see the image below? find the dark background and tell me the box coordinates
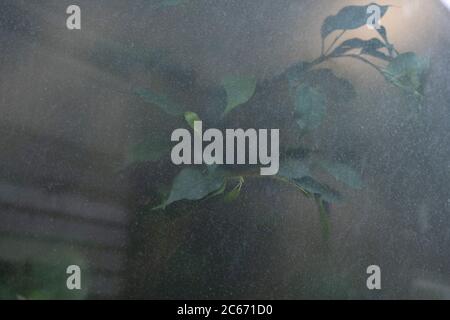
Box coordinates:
[0,0,450,299]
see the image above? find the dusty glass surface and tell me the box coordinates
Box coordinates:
[0,0,449,299]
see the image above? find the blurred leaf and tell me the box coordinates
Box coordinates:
[126,133,170,165]
[331,38,384,56]
[301,69,356,105]
[224,187,241,203]
[224,177,244,203]
[279,158,311,180]
[360,39,391,61]
[321,4,390,39]
[207,181,227,199]
[383,52,429,96]
[90,40,169,76]
[292,177,342,203]
[330,38,390,61]
[376,25,388,42]
[184,111,201,130]
[222,75,257,116]
[286,61,313,86]
[294,85,327,131]
[0,253,88,300]
[164,168,225,206]
[362,48,391,61]
[376,25,395,56]
[135,88,185,116]
[320,160,363,189]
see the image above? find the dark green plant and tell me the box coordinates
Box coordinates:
[0,254,88,300]
[127,3,428,238]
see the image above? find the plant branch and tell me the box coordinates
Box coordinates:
[225,172,310,197]
[334,54,385,76]
[324,30,346,56]
[321,38,325,56]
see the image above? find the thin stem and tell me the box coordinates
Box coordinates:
[287,51,383,86]
[321,38,325,56]
[226,173,310,197]
[335,54,385,76]
[324,30,346,56]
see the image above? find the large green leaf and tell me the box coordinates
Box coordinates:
[164,168,225,206]
[222,75,257,116]
[293,69,355,106]
[286,61,312,86]
[294,85,327,131]
[292,177,342,203]
[330,38,390,61]
[320,160,363,189]
[135,88,185,116]
[383,52,429,96]
[321,4,390,39]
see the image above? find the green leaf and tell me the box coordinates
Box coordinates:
[376,25,395,56]
[224,187,241,203]
[330,38,390,61]
[184,112,201,130]
[320,160,363,189]
[294,85,327,131]
[278,158,311,180]
[376,25,388,43]
[135,88,185,116]
[222,75,257,116]
[286,61,312,86]
[164,168,225,206]
[321,4,390,39]
[362,47,391,62]
[292,177,342,203]
[205,180,227,200]
[383,52,429,96]
[360,38,390,61]
[297,69,356,106]
[224,177,244,203]
[126,134,170,165]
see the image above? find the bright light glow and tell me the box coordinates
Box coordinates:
[441,0,450,11]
